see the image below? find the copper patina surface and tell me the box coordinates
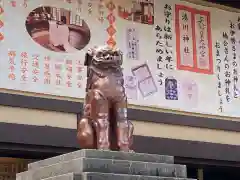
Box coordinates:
[77,46,134,152]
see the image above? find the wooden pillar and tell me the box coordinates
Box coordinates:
[197,168,204,180]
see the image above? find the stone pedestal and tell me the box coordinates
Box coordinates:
[16,149,196,180]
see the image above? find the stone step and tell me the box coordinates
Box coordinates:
[17,158,186,180]
[42,172,196,180]
[28,149,174,170]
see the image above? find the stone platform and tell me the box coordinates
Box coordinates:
[16,149,196,180]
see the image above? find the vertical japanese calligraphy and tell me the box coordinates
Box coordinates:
[176,5,194,69]
[215,41,224,112]
[229,20,239,98]
[126,27,139,60]
[8,50,16,81]
[44,56,51,85]
[163,4,174,70]
[65,59,73,88]
[222,32,231,103]
[155,3,175,96]
[76,59,83,89]
[175,5,213,74]
[155,25,164,87]
[32,54,40,83]
[55,59,64,86]
[106,1,116,48]
[20,52,28,82]
[194,11,213,72]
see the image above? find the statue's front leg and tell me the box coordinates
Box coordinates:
[115,97,134,152]
[91,90,110,150]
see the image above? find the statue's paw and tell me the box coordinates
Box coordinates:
[98,146,110,151]
[99,149,110,151]
[119,149,135,153]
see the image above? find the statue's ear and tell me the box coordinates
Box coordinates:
[84,53,92,66]
[84,48,95,66]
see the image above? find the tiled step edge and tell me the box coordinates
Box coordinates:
[18,158,186,180]
[29,149,174,170]
[42,172,196,180]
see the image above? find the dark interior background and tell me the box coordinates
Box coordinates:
[206,0,240,9]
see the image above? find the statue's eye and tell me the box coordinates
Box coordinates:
[97,52,103,57]
[113,52,118,56]
[103,52,108,57]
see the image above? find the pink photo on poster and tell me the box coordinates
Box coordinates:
[181,79,198,107]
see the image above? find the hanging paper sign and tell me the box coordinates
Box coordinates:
[126,27,139,60]
[132,63,157,98]
[124,75,138,100]
[181,79,198,107]
[165,77,178,100]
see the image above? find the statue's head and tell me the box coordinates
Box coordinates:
[84,45,123,69]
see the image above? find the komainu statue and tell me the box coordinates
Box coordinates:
[77,45,134,152]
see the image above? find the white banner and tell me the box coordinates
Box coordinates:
[0,0,240,117]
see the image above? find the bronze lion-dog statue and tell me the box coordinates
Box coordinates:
[77,45,134,152]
